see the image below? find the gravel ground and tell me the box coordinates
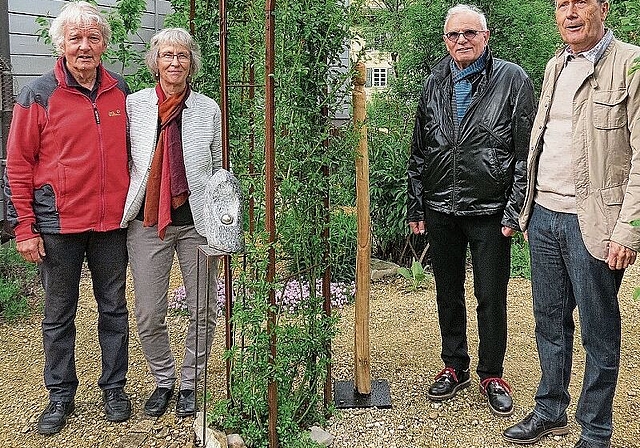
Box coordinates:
[1,262,640,447]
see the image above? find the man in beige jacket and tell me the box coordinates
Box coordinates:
[503,1,640,448]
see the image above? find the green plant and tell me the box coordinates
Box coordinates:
[366,94,413,263]
[397,259,429,291]
[0,242,39,321]
[510,232,531,279]
[163,0,354,445]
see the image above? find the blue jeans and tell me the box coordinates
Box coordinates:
[528,204,622,444]
[40,230,129,402]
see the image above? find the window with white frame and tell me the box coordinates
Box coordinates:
[366,67,393,88]
[368,67,387,87]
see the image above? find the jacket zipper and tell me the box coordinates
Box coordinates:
[93,99,106,229]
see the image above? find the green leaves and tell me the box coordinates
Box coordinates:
[166,0,353,445]
[397,259,429,291]
[0,242,38,321]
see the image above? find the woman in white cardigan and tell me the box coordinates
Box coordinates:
[121,27,222,418]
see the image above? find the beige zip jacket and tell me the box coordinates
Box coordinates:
[520,38,640,260]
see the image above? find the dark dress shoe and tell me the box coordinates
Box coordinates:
[503,411,569,444]
[103,388,132,422]
[37,400,75,435]
[144,387,174,417]
[480,377,514,416]
[176,389,196,417]
[575,439,611,448]
[427,367,471,401]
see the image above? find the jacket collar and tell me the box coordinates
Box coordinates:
[53,57,117,92]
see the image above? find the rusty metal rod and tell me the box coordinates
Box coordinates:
[218,0,235,403]
[264,0,278,445]
[321,100,332,409]
[189,0,195,35]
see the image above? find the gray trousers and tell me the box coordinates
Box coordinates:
[41,230,129,401]
[127,220,218,390]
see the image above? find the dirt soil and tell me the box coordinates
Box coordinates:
[1,262,640,448]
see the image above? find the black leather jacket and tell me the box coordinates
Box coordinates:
[407,49,536,230]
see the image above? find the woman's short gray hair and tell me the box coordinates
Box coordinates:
[145,28,202,78]
[49,1,111,56]
[444,4,488,32]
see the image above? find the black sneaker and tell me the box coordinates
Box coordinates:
[103,388,131,422]
[175,389,196,418]
[427,367,471,401]
[37,400,75,435]
[480,377,514,416]
[144,386,174,417]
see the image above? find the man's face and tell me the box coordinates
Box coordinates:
[556,0,609,53]
[62,24,107,76]
[443,11,489,69]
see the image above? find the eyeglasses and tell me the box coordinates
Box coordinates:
[444,29,487,42]
[158,52,191,63]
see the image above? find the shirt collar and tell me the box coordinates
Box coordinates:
[62,58,102,93]
[563,28,613,65]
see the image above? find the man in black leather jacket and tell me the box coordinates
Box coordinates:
[406,4,535,417]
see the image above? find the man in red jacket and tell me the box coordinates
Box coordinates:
[4,1,131,435]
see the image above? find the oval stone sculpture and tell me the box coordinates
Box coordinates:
[203,168,244,253]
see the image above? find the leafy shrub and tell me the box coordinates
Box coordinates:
[510,232,531,279]
[328,209,358,282]
[367,95,413,264]
[279,207,357,283]
[0,242,39,321]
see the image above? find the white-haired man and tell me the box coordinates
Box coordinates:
[4,1,131,434]
[407,3,536,416]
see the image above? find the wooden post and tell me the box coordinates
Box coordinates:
[353,61,371,395]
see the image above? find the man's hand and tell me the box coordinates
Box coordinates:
[502,226,517,237]
[606,241,637,270]
[16,236,46,264]
[409,221,425,235]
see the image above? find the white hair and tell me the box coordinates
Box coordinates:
[49,1,111,56]
[145,28,202,77]
[444,4,488,32]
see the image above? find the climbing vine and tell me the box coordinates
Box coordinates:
[165,1,356,446]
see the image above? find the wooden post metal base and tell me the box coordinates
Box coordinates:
[333,379,392,409]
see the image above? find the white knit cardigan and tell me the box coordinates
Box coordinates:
[120,87,222,237]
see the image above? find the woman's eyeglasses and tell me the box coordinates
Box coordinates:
[158,52,191,63]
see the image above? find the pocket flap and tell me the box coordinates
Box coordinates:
[601,185,624,206]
